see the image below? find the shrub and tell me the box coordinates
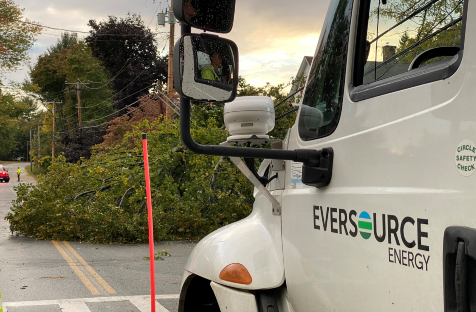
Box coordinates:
[6,118,254,243]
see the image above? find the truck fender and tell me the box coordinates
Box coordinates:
[184,193,285,290]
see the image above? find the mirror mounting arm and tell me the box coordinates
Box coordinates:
[179,97,322,167]
[178,25,333,188]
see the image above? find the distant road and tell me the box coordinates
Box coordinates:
[0,162,195,312]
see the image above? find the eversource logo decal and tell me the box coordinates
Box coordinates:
[358,211,372,239]
[313,206,430,271]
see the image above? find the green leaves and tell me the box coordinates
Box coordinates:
[30,40,114,124]
[0,90,38,160]
[0,0,42,74]
[85,14,168,112]
[6,76,298,243]
[6,118,253,243]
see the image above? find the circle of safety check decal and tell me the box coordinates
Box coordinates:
[455,139,476,177]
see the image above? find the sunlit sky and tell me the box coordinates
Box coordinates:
[3,0,331,89]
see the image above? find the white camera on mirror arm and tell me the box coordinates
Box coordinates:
[224,96,275,144]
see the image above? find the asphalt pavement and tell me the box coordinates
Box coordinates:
[0,162,196,312]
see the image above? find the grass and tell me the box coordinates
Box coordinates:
[25,165,44,180]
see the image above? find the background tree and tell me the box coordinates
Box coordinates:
[0,0,41,77]
[28,33,79,100]
[0,90,43,160]
[29,35,114,161]
[7,118,254,243]
[0,91,25,159]
[13,93,44,161]
[100,93,169,149]
[85,14,168,112]
[58,127,107,163]
[47,32,79,54]
[6,76,303,241]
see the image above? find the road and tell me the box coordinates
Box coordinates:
[0,162,195,312]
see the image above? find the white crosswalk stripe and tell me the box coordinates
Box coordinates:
[3,294,180,312]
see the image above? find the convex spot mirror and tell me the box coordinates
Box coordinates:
[174,34,239,103]
[174,0,236,33]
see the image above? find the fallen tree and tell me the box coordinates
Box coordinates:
[6,118,254,243]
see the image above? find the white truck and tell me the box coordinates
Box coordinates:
[172,0,473,311]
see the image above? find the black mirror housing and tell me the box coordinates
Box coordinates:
[173,33,239,103]
[174,0,236,33]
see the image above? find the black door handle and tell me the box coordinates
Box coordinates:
[455,241,468,312]
[443,227,476,312]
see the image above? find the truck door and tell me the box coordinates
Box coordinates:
[282,0,472,310]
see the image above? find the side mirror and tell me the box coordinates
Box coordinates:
[174,0,236,33]
[298,105,323,139]
[173,34,239,103]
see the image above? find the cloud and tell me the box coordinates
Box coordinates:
[5,0,331,88]
[219,0,329,86]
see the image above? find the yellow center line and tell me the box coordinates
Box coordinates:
[62,241,117,295]
[51,241,100,295]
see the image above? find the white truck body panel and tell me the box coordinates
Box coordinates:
[210,282,259,312]
[281,0,476,311]
[180,0,475,310]
[183,192,285,290]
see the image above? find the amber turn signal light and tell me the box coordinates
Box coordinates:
[219,263,252,285]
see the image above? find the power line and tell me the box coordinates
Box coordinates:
[78,36,169,41]
[148,4,162,28]
[78,68,153,119]
[74,83,155,122]
[38,31,168,40]
[82,92,177,125]
[0,15,166,36]
[82,97,144,125]
[61,73,151,121]
[80,58,133,90]
[60,75,154,122]
[61,84,177,132]
[60,67,151,122]
[78,28,170,95]
[68,94,165,132]
[155,88,180,110]
[81,84,153,110]
[28,28,172,131]
[35,27,169,120]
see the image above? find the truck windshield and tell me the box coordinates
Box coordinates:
[299,0,353,141]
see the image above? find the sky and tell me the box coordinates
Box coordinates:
[3,0,331,89]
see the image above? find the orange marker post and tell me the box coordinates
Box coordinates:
[142,133,156,312]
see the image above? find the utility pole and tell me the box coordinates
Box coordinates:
[166,0,175,120]
[30,128,32,171]
[45,101,61,160]
[52,101,55,159]
[38,122,42,159]
[26,141,29,164]
[65,80,89,128]
[77,81,81,127]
